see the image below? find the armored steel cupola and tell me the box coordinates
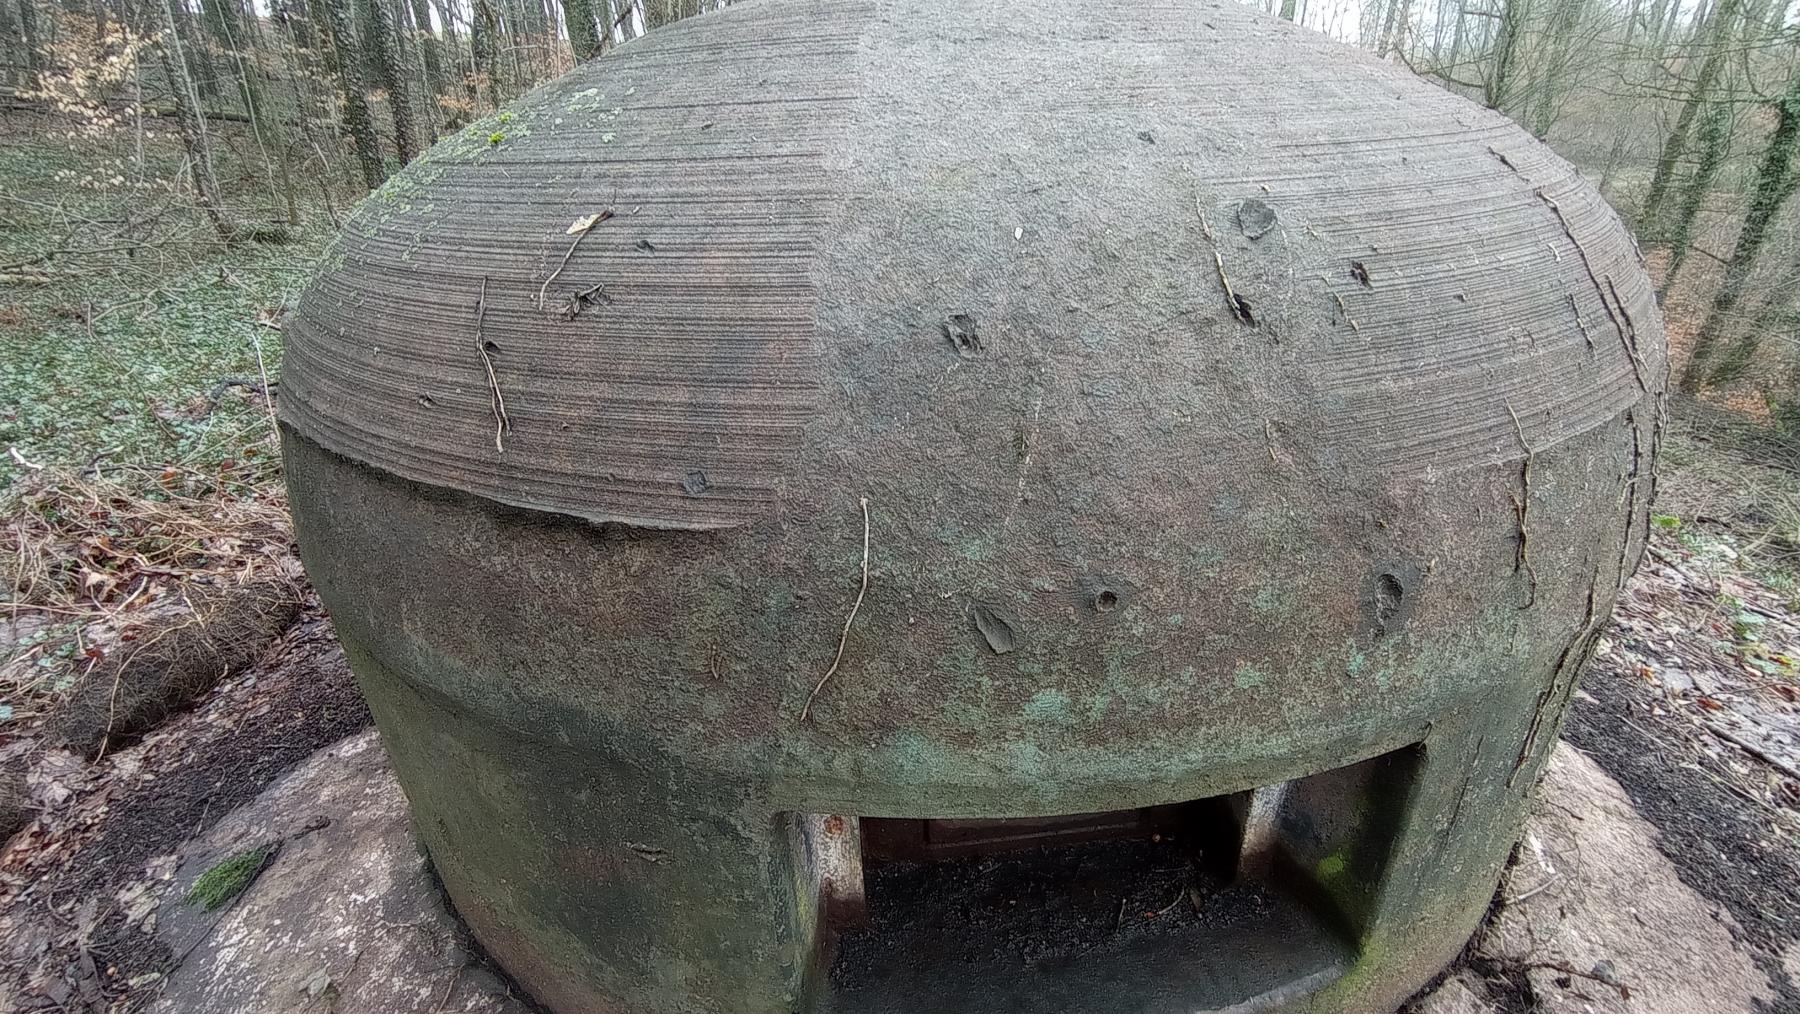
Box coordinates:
[280,1,1667,1010]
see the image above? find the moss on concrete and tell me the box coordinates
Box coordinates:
[185,843,277,911]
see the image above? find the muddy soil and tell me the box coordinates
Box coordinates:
[0,611,369,1010]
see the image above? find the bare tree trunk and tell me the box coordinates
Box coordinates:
[408,0,443,96]
[492,0,521,92]
[593,0,612,48]
[430,0,478,111]
[1683,69,1800,389]
[1447,4,1468,66]
[318,0,387,188]
[1657,0,1684,51]
[1645,0,1671,50]
[471,0,500,103]
[173,0,225,99]
[276,0,347,223]
[1484,0,1528,111]
[16,0,45,89]
[361,0,417,163]
[1638,0,1741,236]
[158,0,237,241]
[1687,0,1715,38]
[0,1,20,88]
[1717,282,1800,386]
[0,7,14,88]
[1376,0,1406,57]
[200,0,237,63]
[564,0,600,57]
[280,0,318,47]
[1528,0,1585,138]
[1359,0,1385,47]
[211,0,300,226]
[1661,100,1731,289]
[401,0,444,137]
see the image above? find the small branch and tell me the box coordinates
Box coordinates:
[1196,201,1254,325]
[1645,545,1708,589]
[433,966,462,1014]
[1504,873,1561,906]
[203,377,268,407]
[1506,402,1539,608]
[1604,274,1652,393]
[537,208,613,312]
[1535,188,1635,361]
[800,496,873,723]
[1686,243,1733,268]
[1394,47,1487,90]
[1567,291,1594,349]
[557,280,613,322]
[1705,724,1800,784]
[474,277,510,453]
[0,244,148,272]
[1516,959,1631,1001]
[1329,288,1361,333]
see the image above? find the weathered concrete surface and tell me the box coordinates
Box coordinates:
[282,0,1667,1006]
[1410,975,1488,1014]
[146,730,529,1014]
[141,732,1772,1014]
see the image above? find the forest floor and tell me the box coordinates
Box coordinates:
[0,107,325,734]
[2,107,1799,1010]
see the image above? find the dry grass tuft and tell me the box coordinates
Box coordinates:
[46,577,303,757]
[2,466,296,724]
[3,467,291,611]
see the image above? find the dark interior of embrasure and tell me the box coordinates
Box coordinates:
[813,745,1423,1014]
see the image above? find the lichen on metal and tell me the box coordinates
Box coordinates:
[279,1,1667,1011]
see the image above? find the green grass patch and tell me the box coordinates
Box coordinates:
[0,117,333,490]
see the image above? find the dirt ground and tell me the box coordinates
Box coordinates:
[0,609,369,1009]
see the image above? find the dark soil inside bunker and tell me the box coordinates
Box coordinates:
[1566,651,1800,1013]
[823,830,1350,1014]
[831,835,1239,980]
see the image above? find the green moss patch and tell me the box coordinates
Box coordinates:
[185,843,278,911]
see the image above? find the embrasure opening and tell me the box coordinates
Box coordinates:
[794,744,1423,1013]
